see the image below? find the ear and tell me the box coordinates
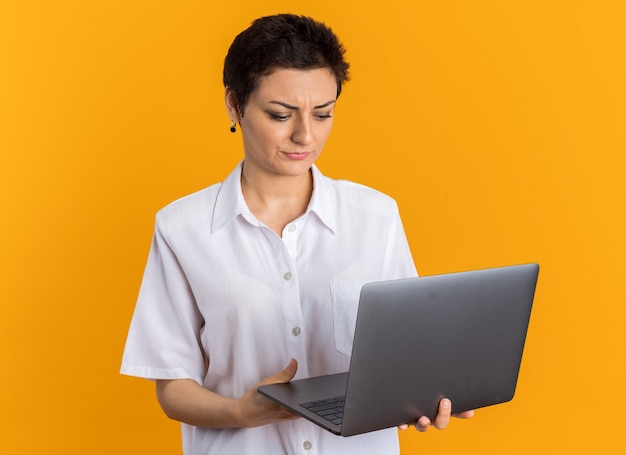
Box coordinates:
[224,88,241,122]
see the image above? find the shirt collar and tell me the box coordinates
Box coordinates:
[211,161,337,234]
[210,162,249,234]
[308,163,337,234]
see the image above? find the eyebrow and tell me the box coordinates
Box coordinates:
[268,100,336,110]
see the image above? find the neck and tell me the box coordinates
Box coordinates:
[241,165,313,201]
[241,163,313,235]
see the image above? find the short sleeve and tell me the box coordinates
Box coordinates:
[120,214,206,384]
[383,202,418,279]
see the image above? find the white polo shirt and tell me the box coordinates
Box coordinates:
[121,162,417,455]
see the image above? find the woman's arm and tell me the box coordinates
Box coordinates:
[156,359,299,428]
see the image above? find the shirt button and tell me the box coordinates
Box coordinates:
[283,272,293,281]
[287,224,297,232]
[292,327,301,336]
[303,440,312,450]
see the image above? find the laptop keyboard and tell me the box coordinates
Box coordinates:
[300,396,346,427]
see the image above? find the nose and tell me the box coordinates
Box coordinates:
[291,116,313,146]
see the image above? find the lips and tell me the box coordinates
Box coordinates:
[285,152,311,160]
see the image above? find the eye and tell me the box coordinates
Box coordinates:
[314,112,333,121]
[268,112,291,121]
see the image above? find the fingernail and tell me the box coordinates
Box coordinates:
[442,399,451,409]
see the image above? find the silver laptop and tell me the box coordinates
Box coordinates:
[258,263,539,437]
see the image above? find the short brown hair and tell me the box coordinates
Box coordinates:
[223,14,350,112]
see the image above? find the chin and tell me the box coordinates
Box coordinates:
[278,161,315,178]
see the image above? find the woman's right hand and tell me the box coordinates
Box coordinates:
[234,358,300,428]
[156,359,300,429]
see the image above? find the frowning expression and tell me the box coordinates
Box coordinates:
[228,68,338,179]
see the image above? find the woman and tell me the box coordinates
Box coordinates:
[121,14,472,454]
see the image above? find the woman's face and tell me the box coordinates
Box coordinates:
[230,68,337,180]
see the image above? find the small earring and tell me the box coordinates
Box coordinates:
[230,121,237,133]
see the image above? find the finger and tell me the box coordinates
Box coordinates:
[415,416,431,432]
[432,398,452,430]
[453,409,475,419]
[259,359,298,386]
[277,358,298,382]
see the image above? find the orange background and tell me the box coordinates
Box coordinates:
[1,1,625,453]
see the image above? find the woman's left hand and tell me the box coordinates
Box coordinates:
[398,398,475,432]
